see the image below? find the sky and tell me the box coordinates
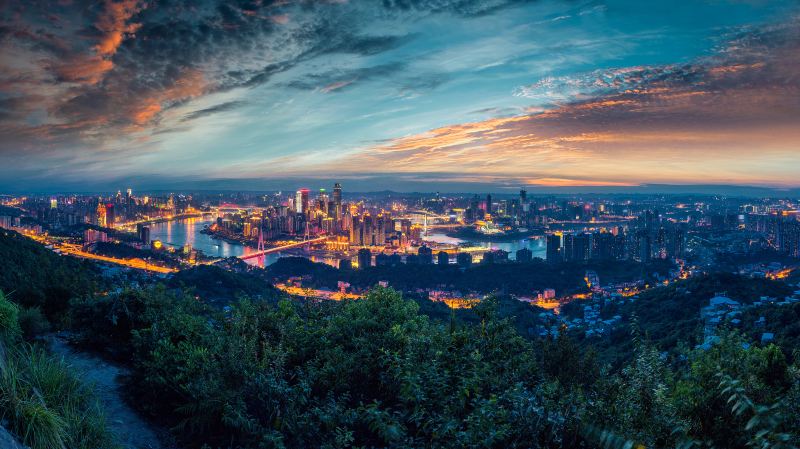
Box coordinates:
[1,0,799,193]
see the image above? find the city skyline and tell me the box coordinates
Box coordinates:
[2,0,800,192]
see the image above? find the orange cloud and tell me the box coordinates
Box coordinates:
[53,55,115,84]
[128,69,206,126]
[132,101,162,125]
[315,46,800,187]
[54,0,143,85]
[526,178,637,187]
[94,0,144,56]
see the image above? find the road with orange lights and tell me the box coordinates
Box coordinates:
[20,231,176,274]
[57,244,176,274]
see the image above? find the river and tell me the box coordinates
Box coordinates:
[146,217,280,266]
[424,233,547,260]
[146,217,341,267]
[147,218,548,267]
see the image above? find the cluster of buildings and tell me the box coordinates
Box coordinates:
[208,184,433,252]
[697,289,800,350]
[545,222,686,264]
[5,190,190,231]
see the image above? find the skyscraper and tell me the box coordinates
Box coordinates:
[96,203,107,227]
[318,189,329,215]
[333,183,342,220]
[437,251,449,265]
[418,245,433,264]
[295,189,309,214]
[357,248,372,269]
[485,194,492,215]
[139,226,150,245]
[105,203,115,227]
[515,247,533,263]
[546,234,562,263]
[592,232,615,260]
[634,229,651,262]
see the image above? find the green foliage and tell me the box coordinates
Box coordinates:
[168,264,283,306]
[70,284,209,359]
[719,374,797,449]
[80,286,584,447]
[740,301,800,362]
[17,307,51,341]
[65,279,800,449]
[0,291,21,345]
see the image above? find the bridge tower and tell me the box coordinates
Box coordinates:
[304,222,311,251]
[257,226,265,266]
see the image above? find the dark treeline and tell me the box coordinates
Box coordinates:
[0,230,99,328]
[264,256,674,297]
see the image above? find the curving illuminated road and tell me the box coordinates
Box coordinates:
[56,244,176,274]
[20,231,176,274]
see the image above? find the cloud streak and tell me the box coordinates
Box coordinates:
[312,19,800,186]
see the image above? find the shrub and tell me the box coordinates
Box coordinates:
[0,291,21,345]
[18,307,50,341]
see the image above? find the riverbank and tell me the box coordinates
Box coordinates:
[200,226,266,247]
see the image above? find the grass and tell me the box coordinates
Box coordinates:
[0,344,118,449]
[0,291,118,449]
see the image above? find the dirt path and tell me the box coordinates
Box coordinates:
[48,335,170,449]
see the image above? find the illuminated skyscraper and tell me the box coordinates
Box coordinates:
[295,189,309,214]
[96,203,107,227]
[105,203,115,227]
[125,188,133,215]
[333,183,342,220]
[318,189,329,215]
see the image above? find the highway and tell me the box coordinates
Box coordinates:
[20,231,176,274]
[57,245,176,274]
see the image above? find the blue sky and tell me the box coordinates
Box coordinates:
[1,0,799,192]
